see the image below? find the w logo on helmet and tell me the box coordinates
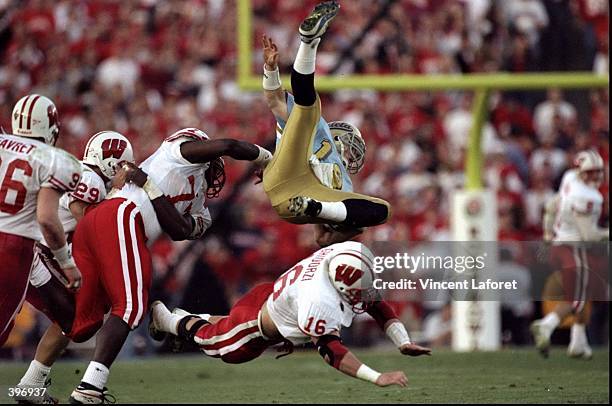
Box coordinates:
[101,139,128,159]
[335,264,363,286]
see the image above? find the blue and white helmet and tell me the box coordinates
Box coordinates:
[328,121,366,174]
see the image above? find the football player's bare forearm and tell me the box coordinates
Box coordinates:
[180,139,260,164]
[37,187,67,250]
[337,350,362,378]
[542,194,559,241]
[150,197,193,241]
[264,89,288,121]
[69,200,89,223]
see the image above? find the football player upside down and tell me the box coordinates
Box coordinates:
[261,1,391,246]
[150,241,431,388]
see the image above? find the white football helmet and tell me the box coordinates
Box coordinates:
[575,150,604,187]
[327,244,378,313]
[82,131,134,180]
[11,94,60,145]
[328,121,366,174]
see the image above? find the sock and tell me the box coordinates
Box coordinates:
[539,312,560,335]
[317,202,347,222]
[570,323,587,346]
[197,313,212,322]
[293,38,320,75]
[82,361,109,391]
[19,360,51,386]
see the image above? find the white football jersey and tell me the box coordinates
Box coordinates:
[266,241,362,345]
[0,134,82,240]
[554,170,603,242]
[108,131,212,241]
[57,164,107,236]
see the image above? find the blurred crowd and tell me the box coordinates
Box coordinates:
[0,0,608,353]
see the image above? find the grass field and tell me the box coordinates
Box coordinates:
[0,348,608,404]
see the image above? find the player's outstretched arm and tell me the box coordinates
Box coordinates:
[37,187,81,291]
[262,34,288,121]
[180,138,271,166]
[120,163,194,241]
[367,301,431,356]
[311,333,408,387]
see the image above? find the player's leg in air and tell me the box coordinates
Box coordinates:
[262,1,391,236]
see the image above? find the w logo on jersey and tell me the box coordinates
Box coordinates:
[101,139,128,159]
[334,264,363,286]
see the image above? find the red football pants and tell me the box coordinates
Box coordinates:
[68,198,152,342]
[194,283,279,363]
[0,231,34,347]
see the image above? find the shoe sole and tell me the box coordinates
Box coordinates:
[300,1,340,41]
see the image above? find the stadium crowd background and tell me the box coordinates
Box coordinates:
[0,0,608,356]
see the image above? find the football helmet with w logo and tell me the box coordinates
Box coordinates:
[83,131,134,180]
[327,244,378,313]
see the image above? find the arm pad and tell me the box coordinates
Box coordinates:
[367,301,398,330]
[316,335,349,369]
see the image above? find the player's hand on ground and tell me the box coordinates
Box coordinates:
[121,161,149,188]
[63,266,82,292]
[399,343,432,356]
[375,371,408,387]
[262,34,279,70]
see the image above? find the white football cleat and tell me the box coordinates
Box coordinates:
[149,300,171,342]
[299,1,340,43]
[530,320,551,358]
[567,342,593,360]
[14,380,58,404]
[69,383,115,404]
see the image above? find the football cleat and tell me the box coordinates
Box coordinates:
[530,320,551,358]
[14,379,58,404]
[299,1,340,43]
[288,196,323,218]
[567,342,593,360]
[69,383,115,404]
[149,300,171,342]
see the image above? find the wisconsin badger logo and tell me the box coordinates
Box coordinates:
[101,138,128,159]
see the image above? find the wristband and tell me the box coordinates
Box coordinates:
[356,364,381,384]
[51,244,76,270]
[386,322,411,347]
[253,145,273,167]
[263,65,282,90]
[143,177,164,200]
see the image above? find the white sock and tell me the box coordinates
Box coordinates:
[197,313,211,322]
[539,312,560,336]
[82,361,109,391]
[293,38,320,75]
[19,360,51,386]
[570,323,588,346]
[318,201,347,222]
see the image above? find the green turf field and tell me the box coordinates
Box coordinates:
[0,348,608,404]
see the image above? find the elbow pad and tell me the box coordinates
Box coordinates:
[367,301,398,330]
[316,335,348,369]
